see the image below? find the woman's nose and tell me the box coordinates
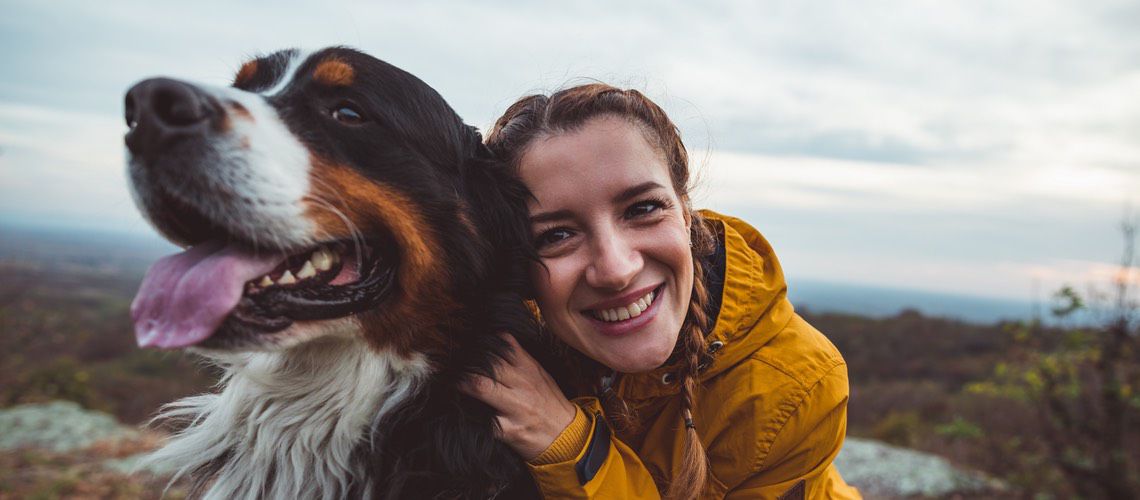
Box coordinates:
[585,233,642,290]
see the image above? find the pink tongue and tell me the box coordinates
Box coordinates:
[131,241,284,349]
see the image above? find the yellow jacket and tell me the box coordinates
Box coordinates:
[525,211,861,499]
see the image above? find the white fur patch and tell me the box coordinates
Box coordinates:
[145,337,430,500]
[262,49,312,97]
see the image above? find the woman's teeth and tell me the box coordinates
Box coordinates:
[591,290,655,322]
[249,246,339,290]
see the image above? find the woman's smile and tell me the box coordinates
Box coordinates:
[582,283,664,336]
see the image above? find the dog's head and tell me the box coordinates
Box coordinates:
[126,47,529,355]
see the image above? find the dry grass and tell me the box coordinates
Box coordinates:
[0,432,187,500]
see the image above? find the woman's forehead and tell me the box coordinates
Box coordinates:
[519,117,671,200]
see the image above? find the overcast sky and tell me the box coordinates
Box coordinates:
[1,0,1138,302]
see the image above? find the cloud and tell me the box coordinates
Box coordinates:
[1,0,1138,302]
[0,100,142,232]
[695,151,1139,213]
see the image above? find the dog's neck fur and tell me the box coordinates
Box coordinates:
[146,337,430,500]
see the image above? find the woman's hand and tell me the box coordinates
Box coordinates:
[462,334,578,461]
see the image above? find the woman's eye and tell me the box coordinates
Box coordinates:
[331,104,366,125]
[626,199,665,218]
[535,228,573,249]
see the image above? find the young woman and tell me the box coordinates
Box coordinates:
[464,84,861,499]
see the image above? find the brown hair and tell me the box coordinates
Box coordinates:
[487,84,715,500]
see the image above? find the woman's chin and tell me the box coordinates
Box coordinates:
[599,342,676,374]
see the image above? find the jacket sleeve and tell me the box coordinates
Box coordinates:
[526,397,662,499]
[724,362,861,499]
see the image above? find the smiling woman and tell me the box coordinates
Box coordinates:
[463,84,863,499]
[521,116,694,374]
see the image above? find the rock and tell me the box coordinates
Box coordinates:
[0,400,138,453]
[836,437,1007,498]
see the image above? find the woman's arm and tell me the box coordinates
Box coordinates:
[462,335,662,498]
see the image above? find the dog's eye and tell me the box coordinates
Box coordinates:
[331,104,366,125]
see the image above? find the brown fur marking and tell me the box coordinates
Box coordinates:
[230,102,253,120]
[304,158,452,357]
[313,58,355,87]
[234,60,258,87]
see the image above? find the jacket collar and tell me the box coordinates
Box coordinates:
[614,210,796,401]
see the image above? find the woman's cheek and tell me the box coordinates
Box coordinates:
[530,260,568,312]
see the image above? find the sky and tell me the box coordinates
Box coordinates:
[1,0,1138,303]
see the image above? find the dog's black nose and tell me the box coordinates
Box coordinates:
[124,78,219,157]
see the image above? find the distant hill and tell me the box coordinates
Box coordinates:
[1,224,1034,325]
[789,279,1033,324]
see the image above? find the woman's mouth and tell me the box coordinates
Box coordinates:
[582,284,665,336]
[588,288,658,322]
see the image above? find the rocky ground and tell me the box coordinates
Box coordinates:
[0,401,1010,499]
[0,401,182,499]
[836,438,1010,499]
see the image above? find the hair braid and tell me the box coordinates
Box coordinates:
[664,213,714,500]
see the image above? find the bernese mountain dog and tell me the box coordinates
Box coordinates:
[125,47,548,499]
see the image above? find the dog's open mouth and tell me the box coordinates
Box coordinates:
[131,236,396,350]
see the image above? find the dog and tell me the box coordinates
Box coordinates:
[125,47,548,499]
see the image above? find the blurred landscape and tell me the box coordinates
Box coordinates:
[1,225,1136,499]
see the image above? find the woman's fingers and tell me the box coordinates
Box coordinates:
[462,370,529,413]
[491,334,540,386]
[463,333,578,459]
[461,373,509,409]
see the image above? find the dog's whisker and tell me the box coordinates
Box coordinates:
[304,194,366,269]
[314,195,365,261]
[307,176,365,254]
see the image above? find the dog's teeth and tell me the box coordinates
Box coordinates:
[297,260,317,279]
[259,276,274,287]
[278,270,297,285]
[312,248,332,271]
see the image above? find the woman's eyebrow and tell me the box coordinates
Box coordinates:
[529,209,573,225]
[615,181,666,203]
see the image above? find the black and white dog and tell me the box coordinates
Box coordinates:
[125,47,548,499]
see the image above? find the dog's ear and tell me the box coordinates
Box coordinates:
[458,126,575,396]
[459,127,537,298]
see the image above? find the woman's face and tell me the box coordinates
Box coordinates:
[519,115,693,373]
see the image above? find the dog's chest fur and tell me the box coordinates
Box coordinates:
[147,337,430,500]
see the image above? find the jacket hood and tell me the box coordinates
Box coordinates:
[615,210,796,401]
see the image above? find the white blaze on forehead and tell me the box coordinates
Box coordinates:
[262,49,313,97]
